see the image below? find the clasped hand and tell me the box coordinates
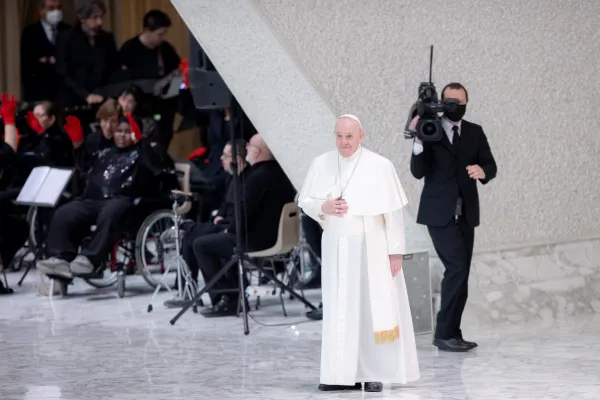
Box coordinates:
[389,254,403,277]
[321,198,348,217]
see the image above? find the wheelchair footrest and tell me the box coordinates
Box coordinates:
[73,270,104,279]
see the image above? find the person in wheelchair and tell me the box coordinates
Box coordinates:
[37,113,171,278]
[0,94,29,293]
[191,133,296,317]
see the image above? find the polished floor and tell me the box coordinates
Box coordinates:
[0,271,599,400]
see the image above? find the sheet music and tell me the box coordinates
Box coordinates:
[34,169,73,206]
[16,166,50,204]
[16,167,73,207]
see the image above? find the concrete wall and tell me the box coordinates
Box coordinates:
[171,0,600,325]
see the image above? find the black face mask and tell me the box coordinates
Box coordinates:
[444,104,466,122]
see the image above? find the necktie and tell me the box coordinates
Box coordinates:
[51,27,58,44]
[452,126,460,152]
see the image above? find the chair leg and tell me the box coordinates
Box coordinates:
[271,259,287,317]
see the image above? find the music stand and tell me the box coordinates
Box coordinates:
[15,166,73,285]
[169,69,316,333]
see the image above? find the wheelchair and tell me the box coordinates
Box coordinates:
[30,163,195,298]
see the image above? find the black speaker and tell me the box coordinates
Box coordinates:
[188,33,232,110]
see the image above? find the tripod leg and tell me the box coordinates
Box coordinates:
[237,258,250,335]
[170,257,238,325]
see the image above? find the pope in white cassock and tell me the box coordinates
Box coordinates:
[297,114,420,393]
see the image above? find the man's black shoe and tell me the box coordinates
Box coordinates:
[318,383,361,391]
[306,302,323,320]
[364,382,383,392]
[201,296,237,317]
[459,338,478,349]
[433,338,472,352]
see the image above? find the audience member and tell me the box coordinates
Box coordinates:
[0,95,28,294]
[55,0,117,107]
[20,0,71,103]
[192,133,296,317]
[73,98,118,175]
[117,9,181,146]
[116,85,160,143]
[179,139,251,284]
[13,101,73,186]
[36,114,169,278]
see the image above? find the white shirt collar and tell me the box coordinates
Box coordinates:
[442,117,461,133]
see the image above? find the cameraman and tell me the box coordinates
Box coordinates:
[409,82,497,352]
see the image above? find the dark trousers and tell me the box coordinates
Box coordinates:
[47,197,133,265]
[181,221,225,281]
[428,217,475,340]
[192,232,238,305]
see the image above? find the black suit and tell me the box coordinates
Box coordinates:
[55,25,118,107]
[20,21,71,102]
[411,119,497,340]
[192,159,296,305]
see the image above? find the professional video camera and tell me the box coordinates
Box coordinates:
[403,45,459,142]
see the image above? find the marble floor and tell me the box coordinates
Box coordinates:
[0,271,599,400]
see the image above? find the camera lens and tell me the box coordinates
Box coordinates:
[421,122,437,136]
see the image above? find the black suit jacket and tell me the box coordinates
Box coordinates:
[410,119,497,228]
[55,25,118,107]
[20,21,71,102]
[235,160,296,252]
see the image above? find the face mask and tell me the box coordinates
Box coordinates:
[444,104,466,122]
[45,9,63,25]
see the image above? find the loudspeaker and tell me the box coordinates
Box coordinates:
[188,33,232,110]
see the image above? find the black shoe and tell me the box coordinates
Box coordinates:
[364,382,383,392]
[201,296,238,318]
[0,282,13,295]
[433,338,472,352]
[306,302,323,320]
[318,383,361,391]
[459,338,478,349]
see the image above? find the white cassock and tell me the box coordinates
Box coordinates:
[298,145,420,385]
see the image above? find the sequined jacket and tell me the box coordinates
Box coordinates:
[82,140,171,200]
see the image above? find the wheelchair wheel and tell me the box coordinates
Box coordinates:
[134,210,178,288]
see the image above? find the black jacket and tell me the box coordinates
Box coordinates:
[12,124,74,187]
[82,140,169,200]
[55,24,118,107]
[235,160,296,252]
[216,165,252,225]
[410,119,497,228]
[20,20,71,102]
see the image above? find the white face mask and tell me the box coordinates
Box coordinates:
[45,9,63,26]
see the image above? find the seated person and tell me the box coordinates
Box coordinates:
[192,133,296,317]
[36,114,169,278]
[68,98,118,194]
[180,139,251,283]
[0,94,28,293]
[73,98,118,168]
[12,100,74,187]
[117,85,160,145]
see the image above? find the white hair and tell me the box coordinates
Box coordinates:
[337,113,364,131]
